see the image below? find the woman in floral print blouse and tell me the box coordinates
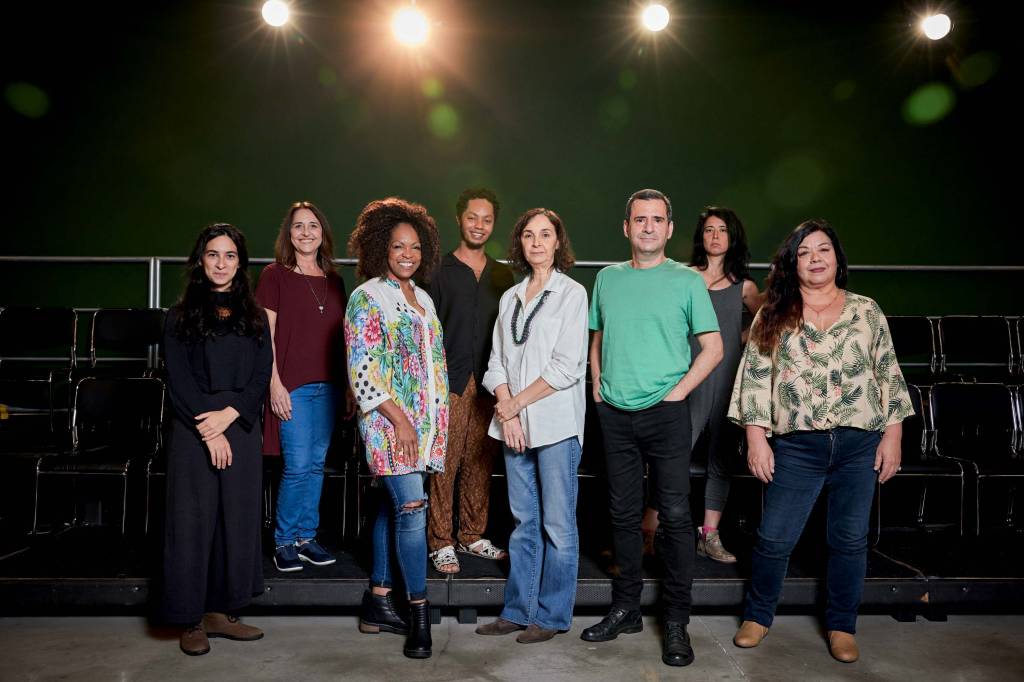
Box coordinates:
[345,197,448,660]
[727,220,913,664]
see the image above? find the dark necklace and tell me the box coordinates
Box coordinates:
[511,290,551,345]
[295,263,328,314]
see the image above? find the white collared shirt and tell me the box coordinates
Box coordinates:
[482,270,588,449]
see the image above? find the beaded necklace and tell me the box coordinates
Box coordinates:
[511,290,551,345]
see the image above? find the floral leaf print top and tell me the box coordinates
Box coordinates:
[345,277,449,476]
[728,291,914,437]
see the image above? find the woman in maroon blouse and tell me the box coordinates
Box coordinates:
[256,201,352,572]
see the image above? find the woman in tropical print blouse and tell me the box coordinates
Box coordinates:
[728,220,913,665]
[344,197,448,660]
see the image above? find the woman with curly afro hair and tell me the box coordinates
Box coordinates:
[344,197,448,659]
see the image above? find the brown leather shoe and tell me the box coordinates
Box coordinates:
[827,631,859,662]
[516,624,557,644]
[180,624,210,656]
[202,613,264,641]
[475,617,524,636]
[733,620,769,648]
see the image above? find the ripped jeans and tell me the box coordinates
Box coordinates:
[371,472,428,601]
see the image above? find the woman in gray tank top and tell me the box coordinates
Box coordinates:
[641,207,762,563]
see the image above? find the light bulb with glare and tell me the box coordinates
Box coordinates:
[262,0,290,27]
[642,4,670,32]
[393,7,430,47]
[921,13,952,40]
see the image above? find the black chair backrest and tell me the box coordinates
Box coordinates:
[900,384,927,462]
[72,377,164,452]
[887,316,936,372]
[0,306,77,368]
[930,382,1016,463]
[938,316,1013,372]
[90,308,166,367]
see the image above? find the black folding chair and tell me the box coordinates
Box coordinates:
[886,316,938,385]
[876,384,965,541]
[938,316,1016,383]
[930,382,1021,535]
[33,376,164,536]
[89,308,167,374]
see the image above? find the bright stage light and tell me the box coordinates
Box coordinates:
[262,0,290,27]
[920,13,952,40]
[641,4,670,32]
[392,6,430,47]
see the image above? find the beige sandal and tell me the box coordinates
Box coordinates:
[457,538,508,561]
[429,545,460,574]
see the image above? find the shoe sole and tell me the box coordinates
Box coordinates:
[298,554,337,566]
[580,624,643,642]
[403,649,432,659]
[206,632,264,642]
[180,646,210,656]
[273,558,303,572]
[359,620,409,636]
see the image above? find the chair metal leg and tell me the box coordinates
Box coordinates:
[120,473,128,536]
[31,460,42,535]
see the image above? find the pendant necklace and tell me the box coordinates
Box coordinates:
[296,263,328,314]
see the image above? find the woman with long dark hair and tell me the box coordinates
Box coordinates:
[161,223,273,656]
[728,220,913,663]
[345,197,448,659]
[641,206,761,563]
[474,208,588,644]
[256,201,352,573]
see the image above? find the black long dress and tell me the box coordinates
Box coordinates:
[160,300,272,625]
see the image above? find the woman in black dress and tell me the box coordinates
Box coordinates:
[161,223,273,656]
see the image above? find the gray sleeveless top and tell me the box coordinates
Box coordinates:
[688,279,745,446]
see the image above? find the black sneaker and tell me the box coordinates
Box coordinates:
[580,608,643,642]
[274,544,303,572]
[297,539,336,566]
[662,621,694,667]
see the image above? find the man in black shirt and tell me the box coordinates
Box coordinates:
[427,188,516,573]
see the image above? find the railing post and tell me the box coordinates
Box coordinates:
[147,258,160,368]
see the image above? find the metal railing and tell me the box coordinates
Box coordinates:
[2,255,1022,312]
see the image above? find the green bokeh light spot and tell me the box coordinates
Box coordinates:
[766,155,826,209]
[958,52,999,89]
[832,80,856,101]
[902,83,955,126]
[5,82,49,119]
[317,66,337,88]
[428,103,460,139]
[421,77,443,99]
[618,68,638,91]
[598,96,630,132]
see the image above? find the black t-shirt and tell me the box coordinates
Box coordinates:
[428,253,515,396]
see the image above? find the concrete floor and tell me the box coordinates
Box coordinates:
[1,614,1022,681]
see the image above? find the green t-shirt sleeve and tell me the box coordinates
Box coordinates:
[588,271,603,331]
[687,278,720,335]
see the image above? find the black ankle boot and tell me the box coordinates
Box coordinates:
[403,601,432,659]
[359,590,409,635]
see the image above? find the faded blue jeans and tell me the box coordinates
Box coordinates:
[502,436,582,631]
[371,472,428,601]
[274,382,338,547]
[744,427,881,634]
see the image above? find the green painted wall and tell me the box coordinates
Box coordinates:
[2,2,1018,314]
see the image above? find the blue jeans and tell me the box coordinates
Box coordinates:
[274,382,337,546]
[744,427,881,634]
[502,436,582,631]
[371,472,428,601]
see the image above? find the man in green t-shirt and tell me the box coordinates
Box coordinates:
[580,189,723,668]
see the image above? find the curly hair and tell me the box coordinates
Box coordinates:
[348,197,441,283]
[174,223,265,344]
[274,201,337,273]
[455,187,500,223]
[506,208,576,274]
[690,206,751,283]
[751,219,849,354]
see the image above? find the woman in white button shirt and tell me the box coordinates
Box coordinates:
[475,208,589,644]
